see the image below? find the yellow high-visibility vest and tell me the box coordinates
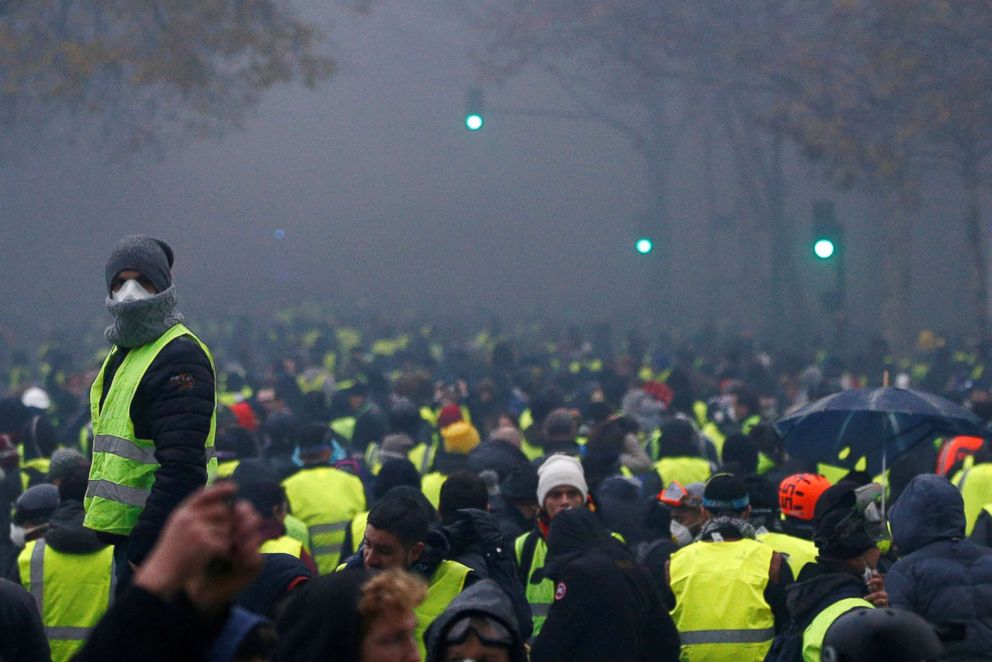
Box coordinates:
[18,539,115,662]
[802,597,873,662]
[85,323,217,536]
[281,466,366,574]
[670,538,775,661]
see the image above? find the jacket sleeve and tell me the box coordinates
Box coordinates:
[884,561,916,611]
[128,337,215,566]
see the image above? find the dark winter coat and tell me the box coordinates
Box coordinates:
[529,508,680,662]
[46,500,107,555]
[887,473,992,659]
[425,579,528,662]
[97,335,215,566]
[73,586,229,662]
[0,578,49,662]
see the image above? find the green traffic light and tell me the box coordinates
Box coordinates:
[635,237,654,255]
[465,114,484,131]
[813,238,836,259]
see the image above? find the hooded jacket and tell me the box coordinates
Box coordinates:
[424,579,528,662]
[529,508,680,662]
[46,500,107,555]
[887,473,992,659]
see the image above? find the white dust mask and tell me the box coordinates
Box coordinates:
[112,279,153,303]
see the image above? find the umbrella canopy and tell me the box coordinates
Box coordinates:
[774,387,988,475]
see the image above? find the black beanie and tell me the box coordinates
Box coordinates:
[105,234,175,294]
[814,481,876,559]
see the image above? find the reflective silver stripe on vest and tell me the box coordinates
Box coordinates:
[92,435,157,465]
[309,522,348,535]
[30,539,45,614]
[680,628,775,645]
[85,480,151,509]
[312,544,343,557]
[530,603,551,617]
[46,625,92,640]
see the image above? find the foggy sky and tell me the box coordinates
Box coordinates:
[0,2,976,351]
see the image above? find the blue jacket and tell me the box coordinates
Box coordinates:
[888,474,992,659]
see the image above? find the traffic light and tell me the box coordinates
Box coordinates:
[465,88,484,131]
[812,201,842,260]
[635,237,654,255]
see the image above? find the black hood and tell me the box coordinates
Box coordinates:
[424,579,527,662]
[786,562,868,625]
[45,501,107,554]
[533,507,619,583]
[889,473,965,555]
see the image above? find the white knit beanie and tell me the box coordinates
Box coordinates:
[537,454,588,506]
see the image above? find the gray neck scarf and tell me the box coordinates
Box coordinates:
[698,515,757,542]
[105,285,185,348]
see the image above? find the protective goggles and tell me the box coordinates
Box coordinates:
[659,481,702,508]
[444,614,514,648]
[828,482,889,543]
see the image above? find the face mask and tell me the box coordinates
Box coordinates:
[9,524,25,548]
[112,279,153,303]
[671,520,694,546]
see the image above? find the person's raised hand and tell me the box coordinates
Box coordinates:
[865,571,888,607]
[184,498,264,615]
[133,483,240,600]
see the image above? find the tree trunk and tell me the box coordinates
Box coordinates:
[880,184,918,356]
[962,160,989,339]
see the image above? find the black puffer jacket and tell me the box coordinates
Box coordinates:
[888,473,992,659]
[98,334,215,565]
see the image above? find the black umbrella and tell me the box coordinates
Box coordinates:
[774,387,988,476]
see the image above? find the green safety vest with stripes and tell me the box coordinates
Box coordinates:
[670,538,775,661]
[18,539,115,662]
[802,598,873,662]
[281,465,366,574]
[84,324,218,536]
[414,559,473,661]
[514,530,553,637]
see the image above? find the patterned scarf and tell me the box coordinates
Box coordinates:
[105,285,185,348]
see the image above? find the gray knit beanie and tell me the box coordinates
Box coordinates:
[105,234,175,294]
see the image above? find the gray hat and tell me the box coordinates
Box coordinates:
[48,448,87,483]
[14,484,59,525]
[105,234,175,294]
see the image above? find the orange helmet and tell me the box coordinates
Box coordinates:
[778,473,831,521]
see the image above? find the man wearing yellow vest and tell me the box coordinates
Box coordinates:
[84,235,218,590]
[514,453,589,640]
[765,481,888,662]
[666,473,793,661]
[18,464,114,662]
[281,423,366,574]
[341,493,475,660]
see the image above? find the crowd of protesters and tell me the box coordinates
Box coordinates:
[2,235,992,661]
